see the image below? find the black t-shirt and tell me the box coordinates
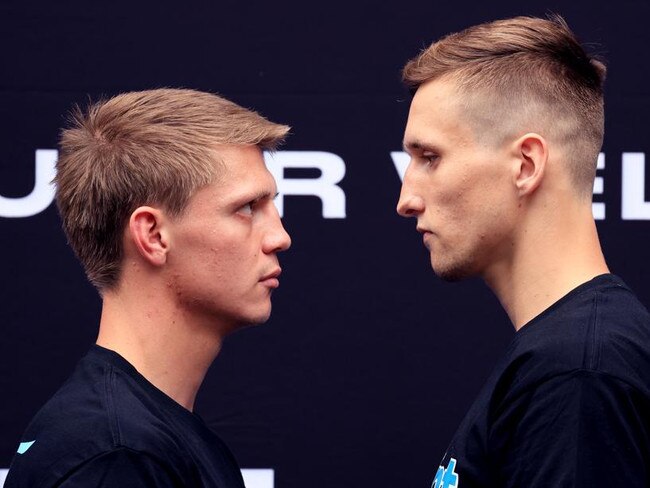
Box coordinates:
[5,345,246,488]
[432,274,650,487]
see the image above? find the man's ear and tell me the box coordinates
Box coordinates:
[511,133,548,197]
[127,206,170,266]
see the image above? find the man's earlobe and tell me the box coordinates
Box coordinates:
[513,133,547,197]
[128,207,169,266]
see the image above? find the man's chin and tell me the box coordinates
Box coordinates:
[431,259,472,283]
[217,306,272,336]
[240,307,273,328]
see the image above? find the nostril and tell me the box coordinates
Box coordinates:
[397,198,420,217]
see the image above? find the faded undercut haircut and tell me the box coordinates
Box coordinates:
[402,15,606,196]
[55,88,289,291]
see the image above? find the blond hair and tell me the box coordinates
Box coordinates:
[403,15,606,194]
[55,88,289,290]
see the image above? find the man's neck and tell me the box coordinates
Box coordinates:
[96,287,228,411]
[484,203,609,331]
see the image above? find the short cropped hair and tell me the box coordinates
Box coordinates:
[403,15,606,194]
[55,88,289,291]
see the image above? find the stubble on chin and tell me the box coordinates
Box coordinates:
[430,254,476,283]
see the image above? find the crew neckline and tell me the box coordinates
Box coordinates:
[86,344,207,426]
[515,273,627,336]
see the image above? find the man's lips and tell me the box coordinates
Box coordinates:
[260,268,282,288]
[417,227,433,248]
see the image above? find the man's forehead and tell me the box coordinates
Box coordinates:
[197,146,276,196]
[211,144,264,169]
[411,76,463,108]
[405,77,504,149]
[405,94,466,147]
[213,166,276,195]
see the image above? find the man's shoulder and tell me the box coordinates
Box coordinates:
[590,278,650,389]
[24,349,191,450]
[500,275,650,397]
[5,350,195,487]
[5,445,189,488]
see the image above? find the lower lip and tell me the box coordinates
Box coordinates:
[260,278,280,288]
[422,232,433,248]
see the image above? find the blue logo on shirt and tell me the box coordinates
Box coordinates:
[17,441,35,454]
[432,457,459,488]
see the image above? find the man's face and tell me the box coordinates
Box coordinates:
[397,78,519,281]
[166,145,291,330]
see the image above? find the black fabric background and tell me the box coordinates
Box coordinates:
[1,1,649,487]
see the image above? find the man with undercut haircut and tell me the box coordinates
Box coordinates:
[6,89,291,487]
[397,16,650,487]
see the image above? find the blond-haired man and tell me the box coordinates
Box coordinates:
[397,16,650,487]
[6,89,291,487]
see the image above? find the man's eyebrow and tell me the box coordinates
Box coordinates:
[403,140,430,153]
[243,189,278,203]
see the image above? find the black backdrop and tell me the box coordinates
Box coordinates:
[1,1,650,487]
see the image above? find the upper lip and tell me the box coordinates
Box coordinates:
[416,226,431,234]
[260,268,282,281]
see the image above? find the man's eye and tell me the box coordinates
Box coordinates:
[423,154,439,166]
[239,203,254,216]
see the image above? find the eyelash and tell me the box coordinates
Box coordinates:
[239,201,256,216]
[239,193,278,216]
[422,154,439,167]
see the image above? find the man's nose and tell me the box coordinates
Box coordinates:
[397,192,425,217]
[396,166,425,217]
[264,208,292,254]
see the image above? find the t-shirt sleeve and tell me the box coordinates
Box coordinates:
[491,369,649,487]
[56,447,185,487]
